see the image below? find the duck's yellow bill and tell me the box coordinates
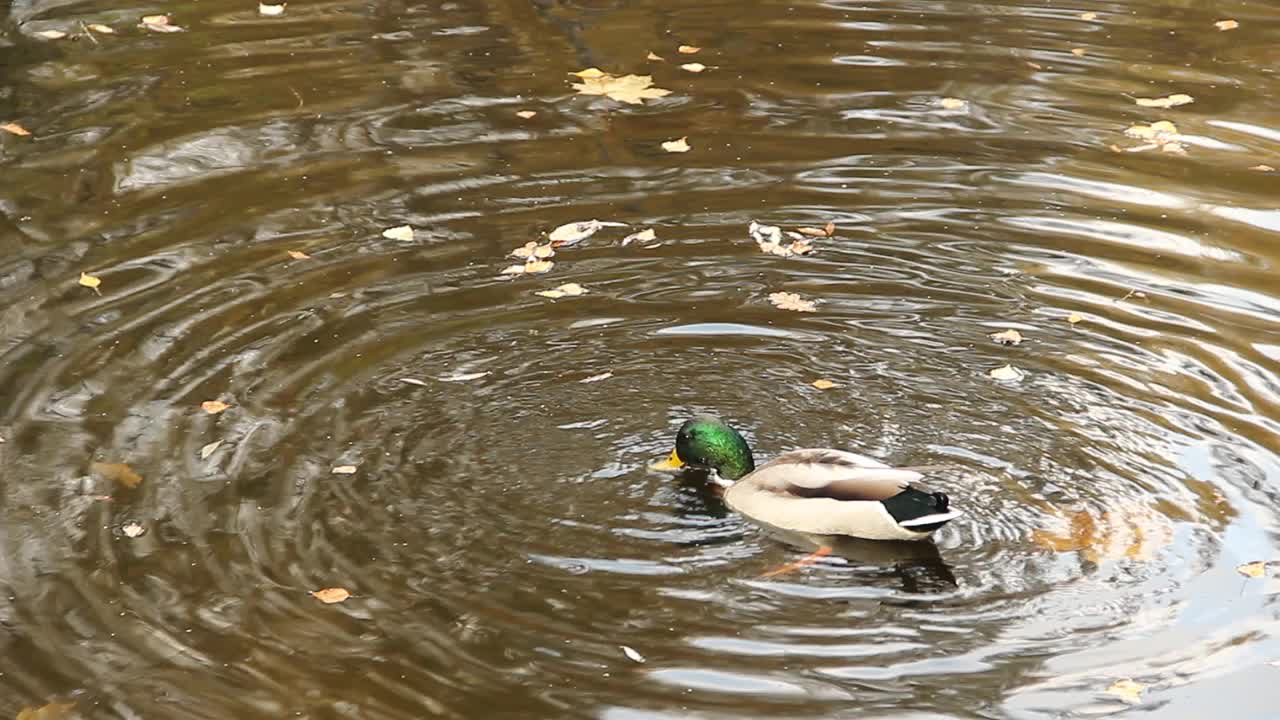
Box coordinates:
[650,449,685,471]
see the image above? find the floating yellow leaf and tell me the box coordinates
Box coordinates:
[311,587,351,603]
[569,67,606,79]
[140,14,184,32]
[1237,561,1267,578]
[661,136,690,153]
[621,228,656,246]
[1067,312,1083,324]
[1,122,31,136]
[258,2,286,15]
[646,51,664,61]
[287,250,310,260]
[201,400,230,414]
[1135,93,1193,109]
[938,97,967,110]
[812,379,837,389]
[1105,679,1145,704]
[535,283,587,299]
[1214,19,1238,31]
[91,462,142,489]
[989,364,1021,381]
[511,241,555,259]
[1248,164,1274,172]
[1122,120,1182,153]
[796,221,836,237]
[570,71,672,105]
[678,45,700,54]
[501,259,555,275]
[35,30,68,39]
[16,701,76,720]
[989,328,1024,346]
[381,225,414,241]
[200,440,223,459]
[331,465,358,475]
[1070,47,1086,56]
[87,23,115,33]
[680,62,707,73]
[1080,11,1097,20]
[78,272,102,293]
[515,110,537,119]
[768,292,817,312]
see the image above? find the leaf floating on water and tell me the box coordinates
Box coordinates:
[16,701,77,720]
[140,14,185,32]
[678,45,700,54]
[381,225,414,241]
[287,250,310,260]
[1070,47,1086,57]
[989,329,1024,346]
[511,241,556,259]
[768,292,817,313]
[580,371,613,383]
[440,371,489,382]
[331,465,358,475]
[87,23,115,33]
[121,520,146,538]
[1249,164,1274,172]
[78,272,102,294]
[812,379,838,389]
[91,462,143,489]
[311,587,351,604]
[199,440,223,459]
[548,219,626,246]
[750,221,816,257]
[661,136,691,153]
[988,364,1021,381]
[201,400,230,414]
[621,228,656,246]
[680,63,707,73]
[35,30,68,39]
[1237,561,1267,578]
[938,97,967,110]
[1067,312,1084,324]
[646,51,664,61]
[2,122,32,136]
[501,259,555,275]
[1214,19,1238,31]
[258,2,286,16]
[1122,120,1183,153]
[1080,11,1098,20]
[569,70,672,105]
[621,645,646,663]
[1134,93,1193,109]
[1105,679,1145,704]
[535,283,587,299]
[796,221,836,237]
[515,110,537,119]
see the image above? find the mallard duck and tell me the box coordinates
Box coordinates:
[656,415,962,542]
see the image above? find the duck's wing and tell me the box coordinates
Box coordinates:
[747,449,927,501]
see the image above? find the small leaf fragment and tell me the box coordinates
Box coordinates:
[78,272,102,293]
[140,14,185,32]
[677,45,700,54]
[680,62,707,73]
[258,2,286,16]
[646,51,664,61]
[1070,47,1086,56]
[569,67,606,78]
[1,122,32,136]
[121,521,146,538]
[621,645,646,663]
[548,219,626,246]
[1249,164,1274,172]
[381,225,414,241]
[1067,312,1084,324]
[768,292,817,312]
[87,23,115,33]
[796,222,835,237]
[201,400,230,414]
[311,587,351,603]
[661,136,691,153]
[35,30,68,39]
[511,241,556,259]
[1214,19,1238,31]
[1105,679,1145,704]
[621,228,657,246]
[1134,93,1193,109]
[989,364,1022,381]
[580,371,613,383]
[989,328,1024,346]
[535,283,587,299]
[331,465,358,475]
[1080,11,1098,20]
[812,379,837,389]
[1237,561,1267,578]
[287,250,310,260]
[515,110,537,119]
[199,440,223,459]
[938,97,967,110]
[91,462,143,489]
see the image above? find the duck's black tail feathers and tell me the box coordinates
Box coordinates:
[883,488,961,532]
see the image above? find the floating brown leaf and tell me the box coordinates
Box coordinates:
[78,272,102,294]
[511,241,556,260]
[91,462,142,489]
[199,440,223,459]
[311,587,351,603]
[990,329,1024,346]
[1134,93,1193,109]
[1214,19,1238,31]
[812,379,837,389]
[570,71,672,104]
[548,219,626,246]
[1080,11,1098,20]
[938,97,967,110]
[535,283,587,299]
[680,62,707,73]
[1,122,32,136]
[1122,120,1182,153]
[768,292,817,312]
[35,30,68,39]
[1237,561,1267,578]
[287,250,310,260]
[140,14,185,32]
[381,225,414,241]
[796,221,836,237]
[646,51,664,61]
[501,259,555,275]
[87,23,115,33]
[1105,679,1145,704]
[201,400,230,414]
[988,364,1021,381]
[661,136,691,153]
[678,45,700,54]
[515,110,537,119]
[621,228,656,246]
[1070,47,1086,57]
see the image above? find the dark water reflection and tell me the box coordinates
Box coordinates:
[2,0,1280,716]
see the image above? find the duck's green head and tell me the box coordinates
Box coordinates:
[658,415,756,480]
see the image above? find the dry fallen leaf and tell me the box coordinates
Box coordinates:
[1067,312,1084,324]
[1070,47,1086,57]
[501,259,555,275]
[990,328,1024,346]
[938,97,967,110]
[646,51,664,61]
[78,272,102,294]
[1249,164,1274,172]
[768,292,817,312]
[535,283,587,299]
[200,440,223,459]
[750,221,816,257]
[1,122,32,136]
[678,45,700,54]
[287,250,310,260]
[331,465,358,475]
[1105,679,1145,704]
[16,701,77,720]
[35,30,68,39]
[258,2,286,16]
[140,14,185,32]
[570,67,606,78]
[511,241,556,259]
[87,23,115,33]
[621,645,646,663]
[680,62,707,73]
[548,219,626,246]
[201,400,230,414]
[621,228,656,246]
[989,364,1021,381]
[515,110,537,119]
[1214,19,1238,31]
[311,587,351,603]
[796,221,836,238]
[1122,120,1182,153]
[570,71,672,104]
[1237,561,1267,578]
[381,225,414,241]
[1134,93,1193,109]
[661,136,691,153]
[121,520,146,538]
[580,371,613,383]
[812,379,837,389]
[91,462,143,489]
[1080,11,1098,20]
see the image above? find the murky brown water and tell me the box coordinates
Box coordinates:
[3,0,1280,716]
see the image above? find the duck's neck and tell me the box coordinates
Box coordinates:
[719,448,755,481]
